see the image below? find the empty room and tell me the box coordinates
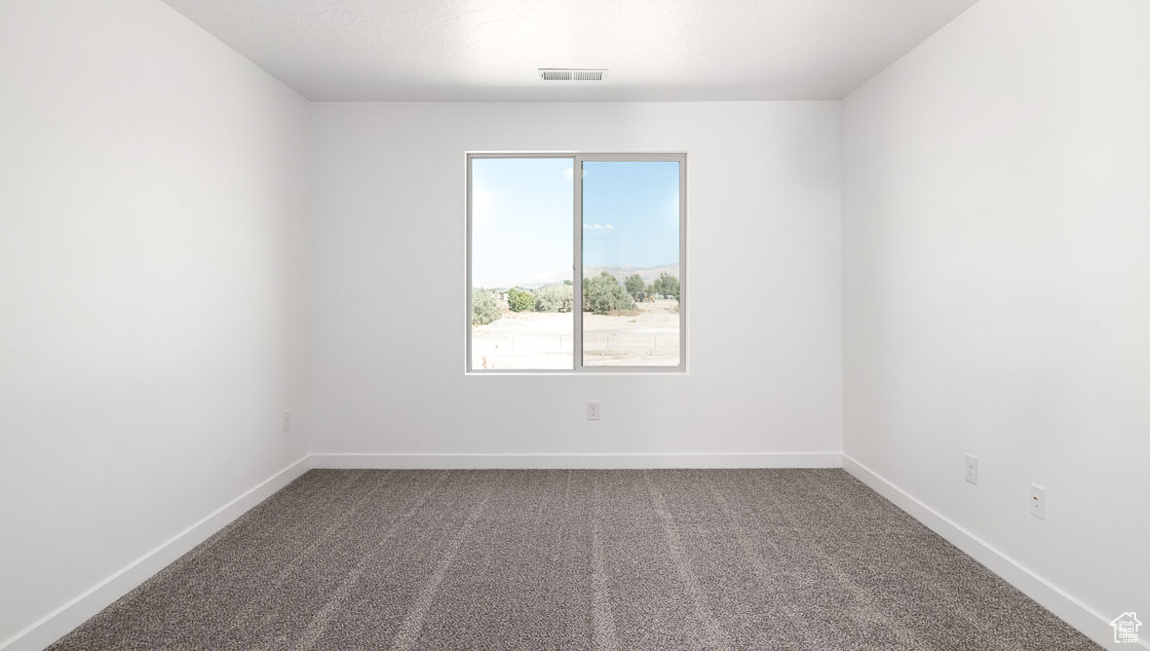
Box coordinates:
[2,0,1146,649]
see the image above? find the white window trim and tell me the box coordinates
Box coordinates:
[466,152,687,374]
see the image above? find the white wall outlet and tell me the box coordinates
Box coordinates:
[586,401,600,421]
[1029,484,1046,519]
[282,410,291,433]
[964,453,978,485]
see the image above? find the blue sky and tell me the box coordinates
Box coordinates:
[471,157,679,288]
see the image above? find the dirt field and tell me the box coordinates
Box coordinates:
[472,299,680,370]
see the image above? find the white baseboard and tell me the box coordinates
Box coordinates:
[842,454,1144,650]
[310,451,843,469]
[0,455,312,651]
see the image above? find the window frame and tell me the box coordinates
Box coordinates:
[466,151,687,374]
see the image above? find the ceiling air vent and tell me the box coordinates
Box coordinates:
[539,68,608,82]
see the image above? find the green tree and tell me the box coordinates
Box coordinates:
[583,271,636,315]
[624,273,646,300]
[652,273,680,301]
[534,285,573,312]
[507,287,535,312]
[471,288,500,325]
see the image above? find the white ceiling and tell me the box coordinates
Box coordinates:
[160,0,979,102]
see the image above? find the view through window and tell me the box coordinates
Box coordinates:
[468,154,684,372]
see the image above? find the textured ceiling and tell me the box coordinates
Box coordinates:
[160,0,980,101]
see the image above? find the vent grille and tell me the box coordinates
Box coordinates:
[539,68,607,82]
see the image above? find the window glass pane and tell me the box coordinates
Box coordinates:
[470,157,574,370]
[581,161,681,367]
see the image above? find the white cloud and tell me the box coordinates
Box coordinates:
[594,224,604,229]
[605,224,614,229]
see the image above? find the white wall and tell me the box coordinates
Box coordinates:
[0,0,310,647]
[308,102,842,462]
[842,0,1149,643]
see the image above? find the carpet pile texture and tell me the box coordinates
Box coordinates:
[47,469,1100,650]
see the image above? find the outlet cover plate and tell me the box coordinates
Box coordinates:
[964,454,978,485]
[1029,484,1046,519]
[586,401,600,420]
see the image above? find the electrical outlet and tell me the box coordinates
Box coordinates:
[586,401,600,421]
[1029,484,1046,519]
[964,454,978,485]
[282,410,291,433]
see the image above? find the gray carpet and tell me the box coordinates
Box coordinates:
[47,469,1100,650]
